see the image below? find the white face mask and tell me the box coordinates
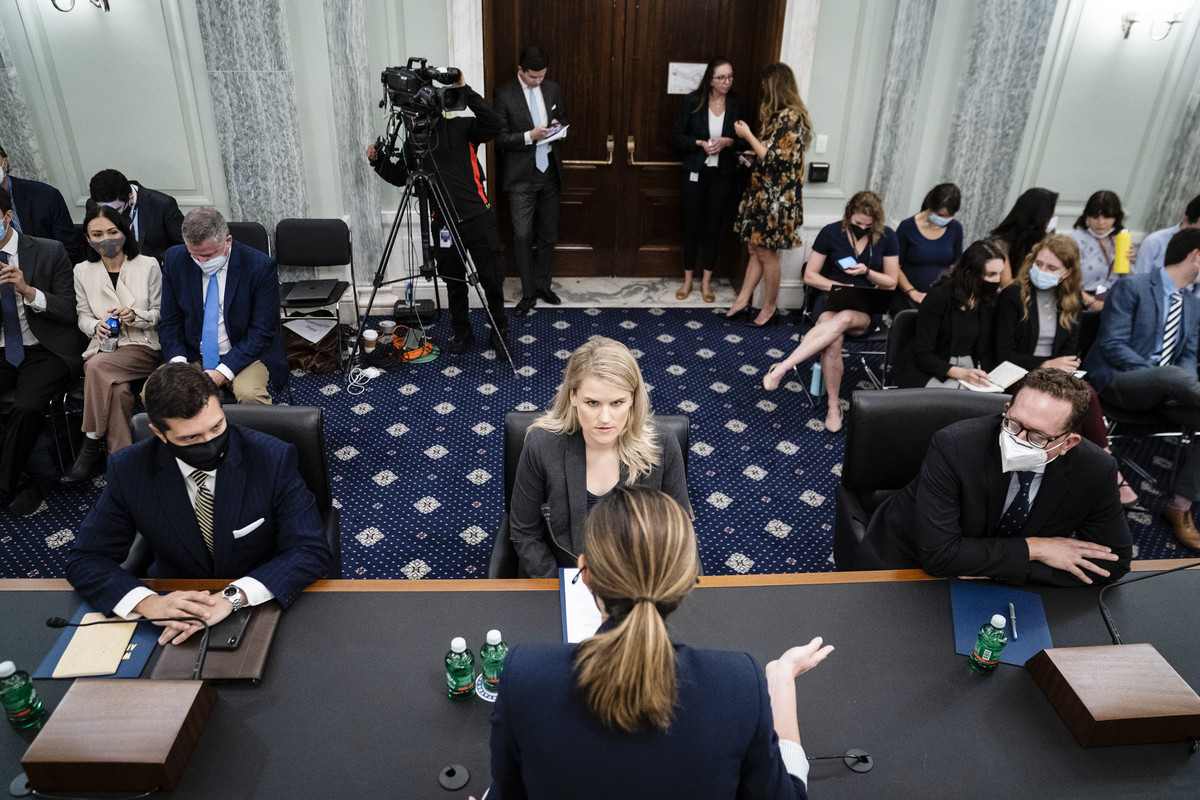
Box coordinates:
[1088,227,1113,239]
[0,163,6,183]
[999,429,1066,473]
[1045,215,1059,234]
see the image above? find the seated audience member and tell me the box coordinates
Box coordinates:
[62,205,162,483]
[0,144,80,262]
[486,486,831,799]
[65,363,331,645]
[1134,192,1200,275]
[1082,228,1200,549]
[88,169,185,262]
[857,368,1132,585]
[761,191,899,433]
[991,187,1059,286]
[890,239,1004,389]
[159,207,287,404]
[0,185,80,516]
[1068,190,1124,310]
[894,183,964,308]
[995,234,1137,506]
[509,336,691,578]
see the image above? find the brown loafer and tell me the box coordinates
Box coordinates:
[1162,506,1200,550]
[702,287,715,303]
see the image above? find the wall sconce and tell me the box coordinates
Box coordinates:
[1122,1,1193,40]
[50,0,111,11]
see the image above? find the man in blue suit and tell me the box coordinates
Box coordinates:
[1083,228,1200,549]
[0,144,81,262]
[159,207,287,404]
[66,364,330,645]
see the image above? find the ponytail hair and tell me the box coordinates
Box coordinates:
[573,486,699,732]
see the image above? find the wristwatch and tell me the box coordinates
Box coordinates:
[221,584,245,612]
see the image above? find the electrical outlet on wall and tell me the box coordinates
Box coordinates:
[815,134,828,154]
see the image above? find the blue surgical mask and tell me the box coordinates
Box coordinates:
[928,213,953,227]
[1029,265,1061,290]
[193,252,227,276]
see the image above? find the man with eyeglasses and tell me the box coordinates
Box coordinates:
[857,367,1132,585]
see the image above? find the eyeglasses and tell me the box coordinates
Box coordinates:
[713,75,734,82]
[1001,416,1068,450]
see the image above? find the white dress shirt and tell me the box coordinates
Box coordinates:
[169,261,234,381]
[0,230,48,349]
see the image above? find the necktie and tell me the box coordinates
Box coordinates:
[994,471,1035,538]
[0,251,25,367]
[1160,291,1183,367]
[202,272,220,370]
[528,87,549,173]
[190,470,215,555]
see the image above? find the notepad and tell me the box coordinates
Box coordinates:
[560,568,602,644]
[52,613,137,678]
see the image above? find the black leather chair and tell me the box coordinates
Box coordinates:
[882,308,917,389]
[124,405,340,578]
[488,412,691,578]
[834,388,1011,570]
[228,221,271,256]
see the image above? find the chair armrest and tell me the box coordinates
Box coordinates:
[489,513,522,579]
[833,485,872,571]
[322,508,341,579]
[119,533,154,578]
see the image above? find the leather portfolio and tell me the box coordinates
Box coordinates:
[150,603,281,683]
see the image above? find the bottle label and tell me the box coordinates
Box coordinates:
[973,648,996,664]
[447,673,472,693]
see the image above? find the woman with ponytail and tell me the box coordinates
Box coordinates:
[484,487,833,799]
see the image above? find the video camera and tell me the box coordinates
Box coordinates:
[377,57,467,156]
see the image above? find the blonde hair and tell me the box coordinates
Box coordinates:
[574,487,700,732]
[842,190,887,244]
[529,336,660,481]
[1016,233,1083,330]
[758,62,813,148]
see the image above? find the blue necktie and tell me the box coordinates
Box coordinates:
[0,251,25,367]
[994,471,1035,538]
[202,273,220,370]
[529,87,549,173]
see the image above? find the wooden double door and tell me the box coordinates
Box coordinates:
[484,0,786,278]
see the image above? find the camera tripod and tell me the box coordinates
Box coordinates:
[345,149,516,379]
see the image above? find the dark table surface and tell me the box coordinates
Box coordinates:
[1,568,1198,799]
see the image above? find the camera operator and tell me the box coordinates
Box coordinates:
[366,73,509,355]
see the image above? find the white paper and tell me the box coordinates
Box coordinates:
[961,360,1026,393]
[561,568,603,644]
[283,317,337,344]
[543,124,569,144]
[668,62,706,95]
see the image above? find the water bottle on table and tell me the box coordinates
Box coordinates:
[445,637,475,699]
[969,614,1009,673]
[0,660,46,730]
[480,629,509,691]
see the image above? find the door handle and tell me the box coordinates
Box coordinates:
[563,134,614,166]
[626,135,681,167]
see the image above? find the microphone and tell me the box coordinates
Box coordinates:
[47,613,213,681]
[541,502,578,562]
[1098,559,1200,644]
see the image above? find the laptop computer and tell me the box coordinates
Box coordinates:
[285,279,339,304]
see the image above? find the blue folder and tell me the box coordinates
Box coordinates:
[949,580,1053,667]
[33,602,159,679]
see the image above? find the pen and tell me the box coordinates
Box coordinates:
[1009,602,1018,640]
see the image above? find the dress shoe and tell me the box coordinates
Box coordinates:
[514,297,537,317]
[675,283,693,301]
[445,330,474,355]
[744,311,779,328]
[61,437,105,484]
[702,286,715,303]
[9,478,52,517]
[725,305,754,321]
[762,363,783,392]
[824,406,844,434]
[489,327,510,353]
[1162,505,1200,550]
[537,288,562,305]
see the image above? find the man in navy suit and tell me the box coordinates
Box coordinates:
[0,145,80,262]
[1083,228,1200,549]
[158,207,287,404]
[492,46,567,316]
[66,364,330,645]
[88,169,185,262]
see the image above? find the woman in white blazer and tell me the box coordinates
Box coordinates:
[62,205,162,482]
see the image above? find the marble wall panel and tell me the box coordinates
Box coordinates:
[942,0,1055,241]
[0,20,44,180]
[1149,69,1200,233]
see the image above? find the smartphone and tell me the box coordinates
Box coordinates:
[207,609,253,650]
[837,256,858,271]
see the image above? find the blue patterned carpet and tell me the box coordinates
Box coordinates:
[0,306,1192,579]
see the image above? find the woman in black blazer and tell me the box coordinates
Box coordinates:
[483,487,831,800]
[670,58,749,303]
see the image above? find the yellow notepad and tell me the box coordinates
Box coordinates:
[52,613,137,678]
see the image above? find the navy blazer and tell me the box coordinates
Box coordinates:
[158,239,288,389]
[857,415,1132,585]
[670,91,751,174]
[66,425,331,615]
[492,77,567,191]
[1082,267,1200,393]
[489,642,806,800]
[129,182,185,261]
[6,175,80,262]
[10,233,82,374]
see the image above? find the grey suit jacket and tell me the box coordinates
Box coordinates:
[510,426,691,578]
[11,232,82,374]
[492,77,567,191]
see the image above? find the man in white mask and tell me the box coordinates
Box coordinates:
[857,367,1132,585]
[157,207,288,404]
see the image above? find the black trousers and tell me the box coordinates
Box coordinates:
[0,345,73,493]
[508,167,561,299]
[680,167,735,273]
[436,212,509,337]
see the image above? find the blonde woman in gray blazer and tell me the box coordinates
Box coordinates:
[63,206,162,482]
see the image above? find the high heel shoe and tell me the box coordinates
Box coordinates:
[763,363,782,392]
[824,406,844,434]
[725,305,753,320]
[744,311,779,328]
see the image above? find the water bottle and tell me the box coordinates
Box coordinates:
[480,630,509,690]
[810,363,825,397]
[99,315,119,353]
[969,614,1009,673]
[445,637,475,699]
[0,661,46,730]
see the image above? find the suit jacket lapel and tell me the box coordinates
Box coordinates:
[983,428,1011,531]
[223,246,242,316]
[210,429,246,576]
[1023,455,1071,535]
[565,431,588,555]
[152,443,214,573]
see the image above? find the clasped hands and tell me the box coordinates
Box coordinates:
[133,590,235,646]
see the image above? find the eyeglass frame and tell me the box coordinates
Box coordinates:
[1000,415,1070,450]
[712,74,734,83]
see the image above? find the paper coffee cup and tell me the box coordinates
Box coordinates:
[362,330,378,352]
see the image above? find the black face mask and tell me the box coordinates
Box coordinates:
[164,426,231,472]
[849,224,871,240]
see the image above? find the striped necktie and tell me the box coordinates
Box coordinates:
[0,251,24,367]
[190,470,215,555]
[1160,291,1183,367]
